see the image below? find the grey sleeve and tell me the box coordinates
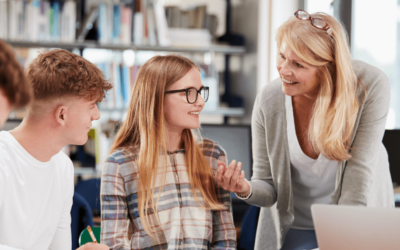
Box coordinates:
[339,66,391,206]
[245,93,277,207]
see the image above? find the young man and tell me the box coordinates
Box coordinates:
[0,39,32,127]
[0,49,112,250]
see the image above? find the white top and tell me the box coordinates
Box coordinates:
[285,95,337,229]
[0,131,74,250]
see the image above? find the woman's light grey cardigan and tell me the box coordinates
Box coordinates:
[246,60,394,250]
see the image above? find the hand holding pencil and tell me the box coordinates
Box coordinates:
[75,226,109,250]
[87,226,98,243]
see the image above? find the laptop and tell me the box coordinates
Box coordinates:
[311,204,400,250]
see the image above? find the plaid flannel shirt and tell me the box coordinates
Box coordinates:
[100,138,237,250]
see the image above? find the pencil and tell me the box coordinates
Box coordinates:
[87,225,98,243]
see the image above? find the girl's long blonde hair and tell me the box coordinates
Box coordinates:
[276,12,364,161]
[109,55,225,237]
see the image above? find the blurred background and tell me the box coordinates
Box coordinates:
[1,0,400,249]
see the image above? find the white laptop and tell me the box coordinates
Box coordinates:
[311,204,400,250]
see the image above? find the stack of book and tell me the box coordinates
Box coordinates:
[0,0,77,42]
[165,5,218,40]
[96,0,170,46]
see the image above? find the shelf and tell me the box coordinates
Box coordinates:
[99,107,245,117]
[4,40,246,55]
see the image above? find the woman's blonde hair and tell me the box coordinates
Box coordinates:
[276,12,364,161]
[109,55,225,237]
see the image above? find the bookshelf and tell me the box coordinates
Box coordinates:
[5,40,246,55]
[6,39,246,118]
[2,0,248,120]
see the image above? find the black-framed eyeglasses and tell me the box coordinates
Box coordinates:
[294,9,333,38]
[165,86,209,104]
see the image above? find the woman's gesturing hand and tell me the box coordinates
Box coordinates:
[215,160,251,196]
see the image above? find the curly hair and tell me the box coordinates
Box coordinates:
[0,39,32,108]
[26,49,113,102]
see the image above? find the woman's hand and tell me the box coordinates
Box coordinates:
[215,160,250,196]
[76,243,109,250]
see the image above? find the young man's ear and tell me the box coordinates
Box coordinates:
[55,105,68,126]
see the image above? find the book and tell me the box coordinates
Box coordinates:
[165,6,181,28]
[187,7,197,28]
[131,65,140,87]
[97,3,108,43]
[75,0,83,40]
[51,1,61,41]
[133,12,143,45]
[194,5,206,29]
[61,0,77,42]
[112,3,121,44]
[5,0,76,42]
[121,65,131,106]
[120,6,132,44]
[146,3,157,46]
[25,0,39,41]
[97,62,115,109]
[111,61,124,109]
[106,0,113,44]
[9,0,24,40]
[129,0,137,44]
[38,1,51,41]
[140,0,149,44]
[153,0,170,46]
[180,10,189,29]
[119,65,125,105]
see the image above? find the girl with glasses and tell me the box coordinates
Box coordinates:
[100,55,236,250]
[216,10,394,250]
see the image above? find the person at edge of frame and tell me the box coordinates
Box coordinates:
[216,10,394,250]
[0,48,113,250]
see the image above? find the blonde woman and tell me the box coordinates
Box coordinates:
[216,10,394,250]
[100,55,236,249]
